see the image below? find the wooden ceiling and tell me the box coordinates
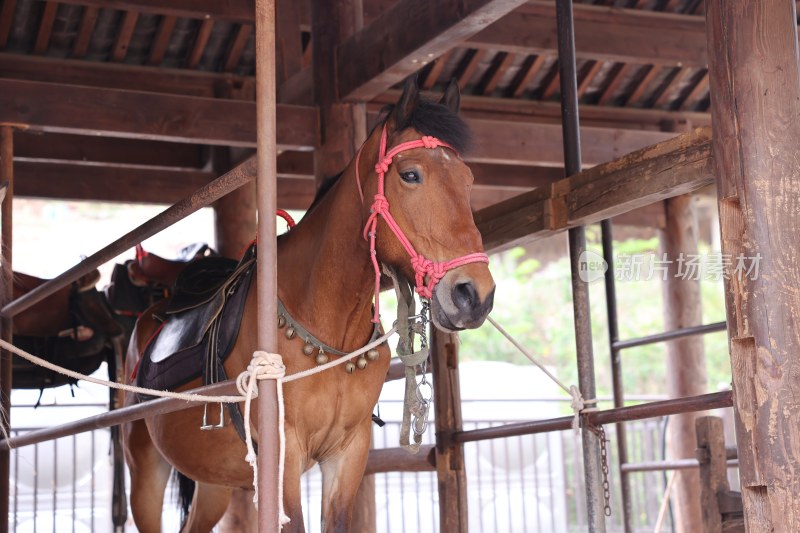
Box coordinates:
[0,0,720,220]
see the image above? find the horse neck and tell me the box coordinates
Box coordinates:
[276,152,378,352]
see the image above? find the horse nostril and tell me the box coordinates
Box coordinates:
[452,281,479,312]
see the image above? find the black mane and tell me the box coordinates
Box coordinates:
[306,96,472,211]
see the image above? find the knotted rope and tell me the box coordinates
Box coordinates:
[235,351,291,528]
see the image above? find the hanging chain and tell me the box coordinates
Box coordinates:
[410,299,432,437]
[589,424,612,517]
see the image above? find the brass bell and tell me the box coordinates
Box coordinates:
[277,315,286,328]
[284,326,296,340]
[345,362,356,374]
[356,356,368,370]
[366,349,380,361]
[315,351,329,365]
[302,342,315,356]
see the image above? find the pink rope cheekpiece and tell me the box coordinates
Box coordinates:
[357,125,489,322]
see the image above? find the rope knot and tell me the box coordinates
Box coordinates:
[421,136,439,149]
[374,157,392,175]
[371,194,389,215]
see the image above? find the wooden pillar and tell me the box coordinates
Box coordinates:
[431,330,468,533]
[660,193,707,533]
[0,125,13,533]
[705,2,800,531]
[213,147,257,260]
[309,1,373,530]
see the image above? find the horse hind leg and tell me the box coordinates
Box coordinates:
[180,483,234,533]
[123,418,172,533]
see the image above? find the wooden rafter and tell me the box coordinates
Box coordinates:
[43,0,254,23]
[476,51,515,96]
[506,54,545,98]
[577,60,604,99]
[0,0,18,49]
[539,63,561,100]
[596,63,633,106]
[111,11,139,62]
[679,69,709,111]
[455,49,486,90]
[337,0,529,101]
[224,24,253,72]
[33,2,60,55]
[652,67,690,108]
[0,79,317,149]
[185,19,214,68]
[421,50,452,90]
[72,6,99,58]
[475,127,714,252]
[626,65,661,105]
[148,15,177,66]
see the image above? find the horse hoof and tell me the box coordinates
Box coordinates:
[367,349,380,361]
[315,352,329,365]
[303,342,315,356]
[345,362,356,373]
[356,356,368,370]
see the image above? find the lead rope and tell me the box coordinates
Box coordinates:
[487,315,611,516]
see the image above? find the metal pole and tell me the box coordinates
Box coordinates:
[0,125,14,533]
[601,219,633,532]
[614,321,727,350]
[1,156,257,319]
[555,1,605,530]
[254,0,281,530]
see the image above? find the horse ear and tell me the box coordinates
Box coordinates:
[392,75,420,127]
[440,78,461,114]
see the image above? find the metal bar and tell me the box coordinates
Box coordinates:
[453,391,733,444]
[614,321,727,350]
[254,0,281,530]
[0,381,239,451]
[621,459,739,473]
[601,219,633,532]
[555,0,605,530]
[0,125,13,533]
[0,155,257,319]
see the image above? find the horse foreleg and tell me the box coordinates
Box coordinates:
[181,483,233,533]
[123,418,171,533]
[319,423,372,533]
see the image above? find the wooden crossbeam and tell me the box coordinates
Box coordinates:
[469,2,708,68]
[475,127,714,252]
[50,0,255,23]
[0,79,317,149]
[337,0,529,101]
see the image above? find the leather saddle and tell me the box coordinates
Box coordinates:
[136,246,256,398]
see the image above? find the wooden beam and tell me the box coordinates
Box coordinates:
[0,79,317,149]
[421,49,452,90]
[364,446,435,476]
[469,2,708,68]
[185,19,214,68]
[14,131,207,168]
[14,160,316,209]
[456,49,486,90]
[596,62,633,106]
[0,52,252,98]
[224,24,252,72]
[0,0,16,49]
[50,0,254,23]
[474,127,713,252]
[337,0,529,101]
[507,54,546,98]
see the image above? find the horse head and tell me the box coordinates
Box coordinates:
[360,77,495,331]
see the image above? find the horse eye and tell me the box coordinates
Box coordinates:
[399,170,422,184]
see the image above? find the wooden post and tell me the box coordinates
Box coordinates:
[660,193,707,533]
[0,125,13,533]
[254,0,281,530]
[705,2,800,531]
[430,329,468,532]
[213,147,257,260]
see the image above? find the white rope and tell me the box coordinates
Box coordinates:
[487,316,597,433]
[0,338,245,403]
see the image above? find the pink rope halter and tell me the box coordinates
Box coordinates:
[356,124,489,323]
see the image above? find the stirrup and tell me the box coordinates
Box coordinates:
[201,403,225,430]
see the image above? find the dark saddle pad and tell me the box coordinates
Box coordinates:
[136,249,255,397]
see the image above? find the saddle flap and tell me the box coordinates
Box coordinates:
[166,256,239,314]
[148,290,225,363]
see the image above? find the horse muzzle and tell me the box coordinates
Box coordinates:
[431,269,495,332]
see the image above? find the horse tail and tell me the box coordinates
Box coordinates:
[173,470,195,526]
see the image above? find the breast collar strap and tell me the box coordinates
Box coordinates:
[355,124,489,323]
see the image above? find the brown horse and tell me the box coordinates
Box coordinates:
[122,78,495,532]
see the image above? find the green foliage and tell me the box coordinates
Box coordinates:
[458,233,732,399]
